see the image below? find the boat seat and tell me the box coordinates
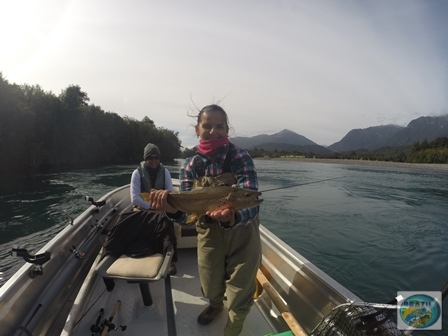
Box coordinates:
[105,246,174,306]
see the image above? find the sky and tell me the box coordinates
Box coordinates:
[1,0,448,148]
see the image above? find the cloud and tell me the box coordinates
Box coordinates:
[2,0,447,147]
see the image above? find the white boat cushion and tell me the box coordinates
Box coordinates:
[106,253,163,279]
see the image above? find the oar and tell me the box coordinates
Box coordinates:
[256,269,308,336]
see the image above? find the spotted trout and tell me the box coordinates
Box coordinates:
[141,185,263,225]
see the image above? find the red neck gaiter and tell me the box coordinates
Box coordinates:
[196,137,229,156]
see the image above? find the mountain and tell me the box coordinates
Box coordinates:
[231,129,331,154]
[329,115,448,152]
[231,129,315,148]
[379,115,448,148]
[229,115,448,154]
[328,125,404,152]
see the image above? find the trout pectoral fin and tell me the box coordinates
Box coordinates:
[192,179,204,190]
[140,192,150,202]
[186,213,199,224]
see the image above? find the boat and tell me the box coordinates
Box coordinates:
[0,181,407,336]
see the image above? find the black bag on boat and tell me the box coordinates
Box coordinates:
[103,210,176,259]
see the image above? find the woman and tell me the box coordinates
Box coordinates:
[149,105,261,336]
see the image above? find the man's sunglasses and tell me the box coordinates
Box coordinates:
[147,156,160,161]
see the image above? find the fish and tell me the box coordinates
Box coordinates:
[141,183,263,225]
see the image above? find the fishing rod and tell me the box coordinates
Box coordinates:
[260,176,345,193]
[100,300,126,335]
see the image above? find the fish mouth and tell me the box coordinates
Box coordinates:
[241,190,263,205]
[245,195,263,206]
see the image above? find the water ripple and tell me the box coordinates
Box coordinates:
[1,161,447,333]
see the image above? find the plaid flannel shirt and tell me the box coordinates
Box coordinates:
[176,143,260,228]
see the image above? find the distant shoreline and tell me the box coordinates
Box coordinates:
[255,157,448,172]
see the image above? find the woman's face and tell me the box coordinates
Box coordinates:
[195,110,229,140]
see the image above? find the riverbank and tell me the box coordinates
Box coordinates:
[256,157,448,172]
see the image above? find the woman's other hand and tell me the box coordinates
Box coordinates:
[148,189,178,213]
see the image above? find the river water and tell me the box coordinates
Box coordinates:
[1,159,447,334]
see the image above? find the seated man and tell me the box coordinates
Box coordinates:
[131,143,174,211]
[95,143,177,290]
[129,143,178,275]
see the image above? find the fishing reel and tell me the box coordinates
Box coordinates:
[91,321,127,334]
[90,307,127,335]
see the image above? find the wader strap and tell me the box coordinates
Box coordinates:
[194,143,235,178]
[222,143,235,174]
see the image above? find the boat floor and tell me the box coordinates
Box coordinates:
[71,248,276,336]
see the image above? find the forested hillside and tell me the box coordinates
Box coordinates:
[245,137,448,164]
[0,74,182,176]
[3,73,446,178]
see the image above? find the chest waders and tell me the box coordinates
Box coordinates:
[195,172,261,336]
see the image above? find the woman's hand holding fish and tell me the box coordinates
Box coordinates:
[205,184,237,223]
[148,189,177,214]
[206,208,233,223]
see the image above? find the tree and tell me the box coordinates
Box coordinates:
[142,116,155,127]
[0,78,184,174]
[59,85,90,109]
[0,74,34,172]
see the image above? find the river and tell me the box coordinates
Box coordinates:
[1,159,447,334]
